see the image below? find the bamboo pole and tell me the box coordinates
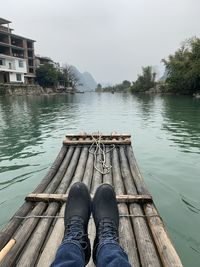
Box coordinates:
[15,147,82,266]
[112,147,140,267]
[0,239,16,263]
[44,146,74,193]
[36,145,90,267]
[82,147,94,189]
[0,202,47,267]
[56,147,81,194]
[16,202,60,267]
[126,145,149,194]
[0,146,67,251]
[119,146,162,267]
[144,204,183,267]
[36,205,65,267]
[25,193,152,203]
[65,134,131,138]
[63,139,131,145]
[103,146,113,184]
[87,146,101,267]
[67,146,88,187]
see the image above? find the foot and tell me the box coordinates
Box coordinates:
[63,182,91,264]
[92,184,119,263]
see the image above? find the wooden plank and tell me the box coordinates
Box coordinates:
[0,239,16,263]
[144,204,183,267]
[25,193,152,204]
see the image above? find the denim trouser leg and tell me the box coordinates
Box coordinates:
[51,240,131,267]
[96,241,132,267]
[50,240,85,267]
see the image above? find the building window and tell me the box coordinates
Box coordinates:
[0,58,5,66]
[16,74,22,81]
[19,60,24,68]
[9,62,12,69]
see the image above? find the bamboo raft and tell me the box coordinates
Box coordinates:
[0,133,183,267]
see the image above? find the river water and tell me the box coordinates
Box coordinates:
[0,92,199,266]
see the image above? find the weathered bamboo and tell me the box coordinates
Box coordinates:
[112,147,140,267]
[0,146,67,251]
[33,146,68,193]
[15,148,81,267]
[0,239,16,263]
[87,147,101,267]
[126,145,149,194]
[16,202,60,267]
[67,146,88,187]
[65,134,131,138]
[0,202,46,267]
[144,204,183,267]
[91,148,102,193]
[26,193,152,203]
[45,146,74,193]
[102,146,113,184]
[63,139,131,145]
[56,147,81,194]
[119,146,162,267]
[82,147,94,189]
[36,204,65,267]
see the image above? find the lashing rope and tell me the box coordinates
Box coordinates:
[89,132,115,175]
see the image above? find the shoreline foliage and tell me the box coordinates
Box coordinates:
[162,37,200,94]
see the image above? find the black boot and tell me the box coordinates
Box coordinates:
[63,182,91,265]
[92,184,119,263]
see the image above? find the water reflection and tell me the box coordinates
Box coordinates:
[162,96,200,154]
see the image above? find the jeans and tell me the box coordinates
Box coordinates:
[51,240,131,267]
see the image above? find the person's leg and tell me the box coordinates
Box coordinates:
[51,182,91,267]
[92,184,131,267]
[96,243,131,267]
[50,242,84,267]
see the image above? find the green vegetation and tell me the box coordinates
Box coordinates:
[130,66,156,93]
[36,63,59,88]
[97,80,131,92]
[162,37,200,94]
[36,63,79,89]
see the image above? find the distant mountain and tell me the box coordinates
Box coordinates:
[71,66,97,91]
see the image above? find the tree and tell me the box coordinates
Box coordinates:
[36,63,59,88]
[131,66,156,92]
[162,37,200,94]
[61,64,79,89]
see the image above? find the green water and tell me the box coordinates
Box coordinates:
[0,93,200,266]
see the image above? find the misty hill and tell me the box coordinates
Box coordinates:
[71,66,97,91]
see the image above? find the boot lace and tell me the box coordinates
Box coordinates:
[64,218,88,249]
[98,219,118,242]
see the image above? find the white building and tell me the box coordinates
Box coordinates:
[0,54,27,83]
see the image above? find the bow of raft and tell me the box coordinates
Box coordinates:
[0,133,183,267]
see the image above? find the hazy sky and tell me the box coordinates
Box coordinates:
[2,0,200,84]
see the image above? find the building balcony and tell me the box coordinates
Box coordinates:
[0,25,12,34]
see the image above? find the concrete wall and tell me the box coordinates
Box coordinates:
[0,55,27,73]
[9,72,25,83]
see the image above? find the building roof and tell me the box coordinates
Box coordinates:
[0,18,11,25]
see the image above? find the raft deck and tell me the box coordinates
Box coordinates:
[0,133,183,267]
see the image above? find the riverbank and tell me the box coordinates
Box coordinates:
[0,84,58,96]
